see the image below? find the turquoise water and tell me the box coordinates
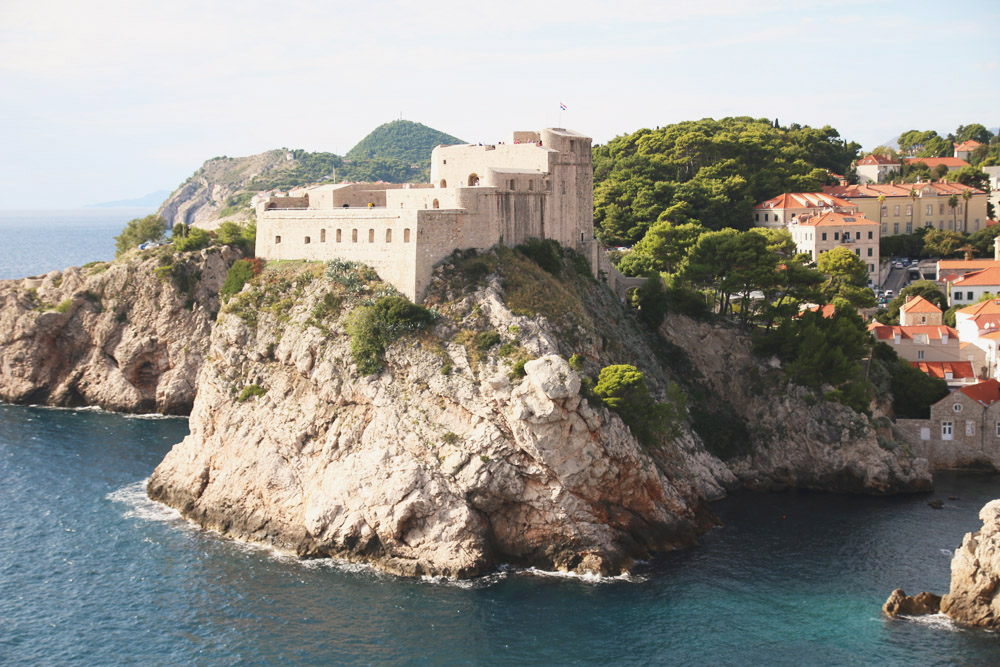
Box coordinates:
[0,209,153,280]
[2,403,999,665]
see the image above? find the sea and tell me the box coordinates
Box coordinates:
[2,211,1000,665]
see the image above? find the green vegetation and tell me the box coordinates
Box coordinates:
[221,258,259,298]
[346,296,434,375]
[472,330,501,350]
[877,280,948,324]
[881,226,1000,262]
[114,215,167,256]
[593,117,859,245]
[173,227,211,252]
[592,365,686,447]
[346,120,464,170]
[53,299,72,313]
[516,239,562,276]
[238,384,267,402]
[871,343,949,418]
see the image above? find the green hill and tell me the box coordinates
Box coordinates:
[346,120,465,168]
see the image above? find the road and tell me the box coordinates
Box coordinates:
[883,266,908,295]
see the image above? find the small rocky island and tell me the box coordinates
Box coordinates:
[885,499,1000,628]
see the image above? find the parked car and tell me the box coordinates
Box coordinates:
[886,289,894,298]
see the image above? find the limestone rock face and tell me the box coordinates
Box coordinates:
[941,500,1000,627]
[661,315,931,494]
[0,247,239,414]
[882,589,942,617]
[148,271,727,578]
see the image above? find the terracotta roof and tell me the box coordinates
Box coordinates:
[900,295,942,314]
[903,157,970,169]
[958,378,1000,404]
[754,192,856,210]
[957,299,1000,316]
[988,219,999,228]
[914,361,977,380]
[953,267,1000,287]
[858,154,900,166]
[869,323,957,341]
[954,140,982,152]
[941,273,961,283]
[806,304,837,318]
[980,330,1000,341]
[938,260,1000,272]
[823,181,984,198]
[795,210,877,227]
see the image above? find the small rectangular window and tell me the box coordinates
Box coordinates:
[942,421,953,440]
[921,427,930,441]
[968,292,974,301]
[868,248,873,256]
[967,420,975,436]
[834,232,840,240]
[995,422,1000,437]
[868,231,873,239]
[275,235,281,244]
[822,233,827,241]
[956,292,963,300]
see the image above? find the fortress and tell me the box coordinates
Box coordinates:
[255,128,607,301]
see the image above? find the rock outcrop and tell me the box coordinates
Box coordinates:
[882,589,941,617]
[940,499,1000,627]
[0,246,240,414]
[147,250,933,578]
[157,151,292,229]
[661,315,931,494]
[147,260,723,577]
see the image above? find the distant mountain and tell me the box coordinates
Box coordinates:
[346,120,464,167]
[156,120,465,229]
[89,190,171,208]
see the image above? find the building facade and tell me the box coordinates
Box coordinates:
[255,129,594,301]
[787,210,880,284]
[855,153,900,185]
[752,192,857,228]
[822,181,988,236]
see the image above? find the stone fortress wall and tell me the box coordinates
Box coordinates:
[255,128,595,301]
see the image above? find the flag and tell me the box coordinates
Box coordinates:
[559,102,567,111]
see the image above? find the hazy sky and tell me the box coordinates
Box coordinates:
[2,0,998,208]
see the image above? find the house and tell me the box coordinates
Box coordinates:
[899,294,942,326]
[752,192,857,229]
[255,128,595,301]
[855,153,901,184]
[869,321,961,365]
[788,210,879,284]
[822,180,988,235]
[954,140,982,161]
[896,379,1000,470]
[948,267,1000,307]
[954,298,1000,378]
[909,361,979,386]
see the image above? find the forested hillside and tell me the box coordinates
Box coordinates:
[592,117,861,245]
[346,119,464,166]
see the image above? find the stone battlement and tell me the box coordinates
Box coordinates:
[255,128,595,301]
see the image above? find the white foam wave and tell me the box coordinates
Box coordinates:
[905,613,962,632]
[939,548,954,557]
[517,566,647,584]
[106,479,187,525]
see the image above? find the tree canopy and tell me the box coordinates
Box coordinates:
[592,117,860,245]
[114,215,167,256]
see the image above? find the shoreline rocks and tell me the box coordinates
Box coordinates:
[940,499,1000,627]
[882,589,941,617]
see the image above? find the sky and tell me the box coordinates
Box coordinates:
[2,0,998,209]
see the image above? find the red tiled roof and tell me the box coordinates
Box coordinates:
[953,267,1000,287]
[903,157,970,169]
[939,260,1000,272]
[823,181,983,198]
[957,299,1000,316]
[858,154,900,166]
[754,192,856,210]
[796,210,877,227]
[941,273,961,283]
[900,295,941,314]
[807,304,837,318]
[912,361,977,380]
[988,219,999,228]
[869,323,957,341]
[954,140,982,152]
[958,378,1000,404]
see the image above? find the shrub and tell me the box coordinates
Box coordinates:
[593,364,686,447]
[221,259,256,298]
[114,215,167,256]
[510,359,527,378]
[346,296,434,374]
[568,354,584,371]
[54,299,72,313]
[174,227,211,252]
[238,384,267,402]
[516,238,562,276]
[473,330,501,350]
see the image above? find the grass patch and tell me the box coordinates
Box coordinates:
[238,384,267,402]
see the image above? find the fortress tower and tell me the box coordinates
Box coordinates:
[255,128,594,302]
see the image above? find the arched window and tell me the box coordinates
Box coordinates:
[403,228,411,243]
[440,179,447,188]
[468,173,479,186]
[368,228,374,243]
[386,229,392,242]
[432,199,439,209]
[275,235,281,244]
[352,229,358,242]
[304,236,311,244]
[320,229,326,242]
[336,229,342,243]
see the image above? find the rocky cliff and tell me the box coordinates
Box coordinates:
[0,246,240,414]
[940,499,1000,627]
[146,248,930,577]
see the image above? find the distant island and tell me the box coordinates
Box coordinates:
[89,190,172,208]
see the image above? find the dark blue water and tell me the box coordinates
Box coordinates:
[0,209,153,280]
[1,403,999,665]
